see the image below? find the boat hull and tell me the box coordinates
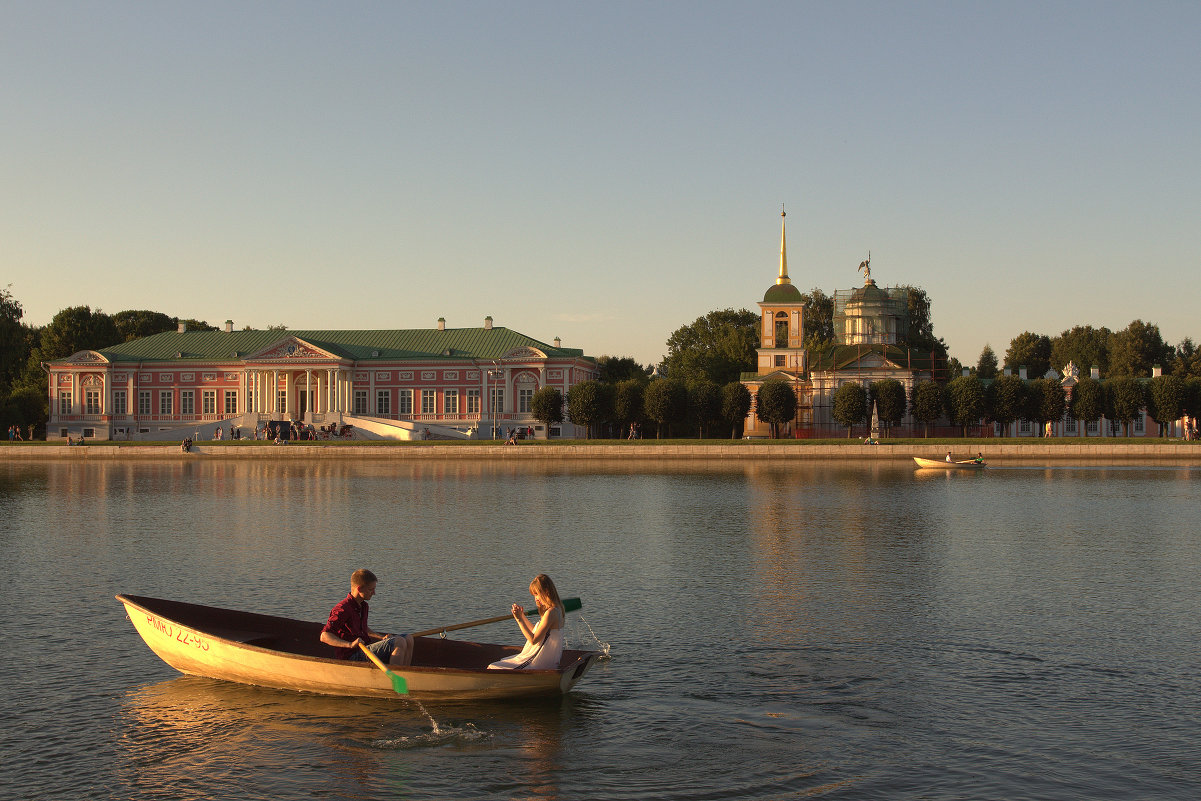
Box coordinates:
[117,594,601,700]
[913,456,986,469]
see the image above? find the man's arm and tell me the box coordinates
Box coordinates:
[320,629,362,649]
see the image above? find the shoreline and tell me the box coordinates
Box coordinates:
[3,442,1199,463]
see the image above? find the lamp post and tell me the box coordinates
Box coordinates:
[487,361,503,439]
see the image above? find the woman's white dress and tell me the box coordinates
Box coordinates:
[487,617,564,670]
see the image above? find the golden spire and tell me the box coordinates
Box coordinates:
[777,206,791,285]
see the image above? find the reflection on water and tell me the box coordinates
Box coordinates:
[4,458,1201,800]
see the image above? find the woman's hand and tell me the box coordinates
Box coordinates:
[511,603,524,618]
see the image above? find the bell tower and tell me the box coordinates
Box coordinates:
[756,209,806,374]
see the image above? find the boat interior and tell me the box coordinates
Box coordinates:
[119,594,593,671]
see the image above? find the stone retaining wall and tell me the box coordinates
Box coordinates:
[4,443,1199,462]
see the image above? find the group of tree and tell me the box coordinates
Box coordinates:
[0,286,227,436]
[976,321,1199,382]
[530,371,754,440]
[859,373,1201,438]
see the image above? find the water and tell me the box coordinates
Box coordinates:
[2,458,1199,800]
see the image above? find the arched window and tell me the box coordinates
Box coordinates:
[774,311,789,348]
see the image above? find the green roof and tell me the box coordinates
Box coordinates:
[80,327,589,364]
[762,284,803,303]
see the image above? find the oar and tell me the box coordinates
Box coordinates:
[411,597,582,638]
[357,641,408,695]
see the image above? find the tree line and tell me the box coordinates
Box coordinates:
[0,287,255,435]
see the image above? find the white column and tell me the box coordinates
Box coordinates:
[273,370,279,415]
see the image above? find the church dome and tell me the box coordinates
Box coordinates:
[763,283,803,303]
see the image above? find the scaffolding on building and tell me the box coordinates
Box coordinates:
[832,284,910,346]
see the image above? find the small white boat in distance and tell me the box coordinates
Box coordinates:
[117,594,603,700]
[913,456,986,469]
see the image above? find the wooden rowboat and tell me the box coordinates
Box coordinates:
[913,456,986,469]
[117,594,603,700]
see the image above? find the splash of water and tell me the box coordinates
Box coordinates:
[576,614,612,659]
[372,721,490,750]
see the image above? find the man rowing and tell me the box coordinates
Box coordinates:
[320,569,414,666]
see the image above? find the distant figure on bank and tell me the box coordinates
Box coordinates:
[945,451,953,462]
[488,573,565,671]
[320,569,414,667]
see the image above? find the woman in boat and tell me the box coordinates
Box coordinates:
[488,574,565,670]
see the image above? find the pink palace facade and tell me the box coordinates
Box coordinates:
[46,317,596,441]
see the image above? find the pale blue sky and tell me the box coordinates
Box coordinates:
[3,2,1198,367]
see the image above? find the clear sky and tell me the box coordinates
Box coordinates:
[3,2,1198,368]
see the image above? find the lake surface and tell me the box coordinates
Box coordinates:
[2,457,1199,801]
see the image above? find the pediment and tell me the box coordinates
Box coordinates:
[248,337,342,362]
[503,346,547,360]
[64,350,110,365]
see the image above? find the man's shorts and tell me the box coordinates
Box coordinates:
[348,634,406,662]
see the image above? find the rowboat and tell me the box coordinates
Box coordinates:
[116,594,603,700]
[913,456,986,469]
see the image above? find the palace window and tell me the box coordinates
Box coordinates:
[159,391,173,415]
[422,389,436,415]
[444,389,458,415]
[138,391,151,415]
[376,390,391,416]
[397,389,413,415]
[203,390,216,415]
[775,312,789,348]
[59,391,72,415]
[353,390,367,415]
[277,390,287,414]
[466,388,480,414]
[1135,413,1145,434]
[491,388,505,414]
[518,388,534,414]
[224,391,237,415]
[180,390,195,415]
[85,389,101,415]
[112,390,127,415]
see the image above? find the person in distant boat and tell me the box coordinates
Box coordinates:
[945,451,953,462]
[320,569,413,667]
[488,573,565,671]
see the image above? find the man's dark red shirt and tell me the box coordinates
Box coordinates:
[323,593,369,659]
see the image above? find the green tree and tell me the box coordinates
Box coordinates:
[831,382,867,437]
[32,305,120,362]
[755,380,798,439]
[869,379,906,435]
[643,379,688,438]
[720,381,752,439]
[566,380,613,439]
[112,310,178,342]
[661,308,759,385]
[1050,325,1110,377]
[1146,375,1186,436]
[1182,377,1201,422]
[613,379,645,438]
[1003,331,1052,379]
[945,375,986,436]
[686,378,722,438]
[898,286,947,357]
[1169,338,1201,379]
[0,386,46,438]
[181,319,219,332]
[1024,378,1065,435]
[597,355,648,384]
[1105,377,1146,436]
[530,387,564,439]
[975,344,998,379]
[1108,320,1172,378]
[1069,376,1105,437]
[0,286,28,392]
[987,374,1027,436]
[800,288,835,347]
[910,381,944,437]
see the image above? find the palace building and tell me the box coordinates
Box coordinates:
[46,317,596,441]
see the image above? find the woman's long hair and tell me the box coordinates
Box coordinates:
[530,573,563,617]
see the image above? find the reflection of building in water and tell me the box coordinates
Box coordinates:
[46,318,596,442]
[741,212,941,437]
